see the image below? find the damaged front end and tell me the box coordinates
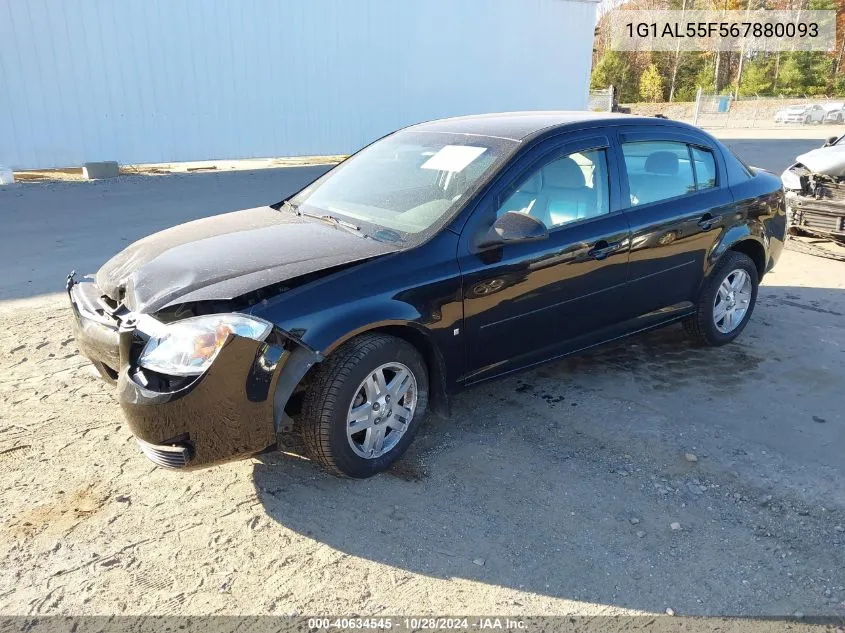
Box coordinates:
[67,272,320,469]
[783,165,845,243]
[782,143,845,248]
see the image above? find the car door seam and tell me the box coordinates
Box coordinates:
[478,279,628,331]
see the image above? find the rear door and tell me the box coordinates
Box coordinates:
[457,133,631,384]
[615,128,733,321]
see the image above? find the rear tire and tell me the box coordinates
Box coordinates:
[683,251,759,347]
[300,333,428,478]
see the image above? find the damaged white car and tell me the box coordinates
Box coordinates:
[781,135,845,246]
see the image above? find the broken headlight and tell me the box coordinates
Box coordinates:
[781,168,802,191]
[138,314,272,376]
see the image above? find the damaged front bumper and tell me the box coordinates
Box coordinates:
[783,169,845,242]
[67,274,316,470]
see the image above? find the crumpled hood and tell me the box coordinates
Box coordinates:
[795,145,845,178]
[96,206,398,313]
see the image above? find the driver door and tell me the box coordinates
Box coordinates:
[457,134,632,384]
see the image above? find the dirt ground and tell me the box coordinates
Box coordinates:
[1,132,844,617]
[0,246,843,617]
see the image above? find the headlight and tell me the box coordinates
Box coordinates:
[780,167,802,191]
[138,314,273,376]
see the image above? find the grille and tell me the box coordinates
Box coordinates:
[137,438,191,469]
[803,211,844,231]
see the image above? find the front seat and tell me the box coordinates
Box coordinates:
[538,157,594,227]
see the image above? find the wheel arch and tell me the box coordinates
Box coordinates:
[726,238,766,279]
[277,320,451,425]
[341,323,451,418]
[708,225,767,281]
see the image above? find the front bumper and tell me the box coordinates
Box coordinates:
[786,187,845,241]
[68,277,291,469]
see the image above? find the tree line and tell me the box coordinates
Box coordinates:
[591,0,845,103]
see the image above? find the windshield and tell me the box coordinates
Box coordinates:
[289,129,517,243]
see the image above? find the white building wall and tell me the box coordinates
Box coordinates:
[0,0,598,170]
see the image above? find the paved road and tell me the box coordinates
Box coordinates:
[0,137,824,302]
[0,165,330,302]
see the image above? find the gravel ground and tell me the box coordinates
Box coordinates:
[0,247,843,617]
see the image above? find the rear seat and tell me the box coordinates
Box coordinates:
[628,151,693,205]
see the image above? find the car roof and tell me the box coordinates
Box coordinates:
[409,111,690,142]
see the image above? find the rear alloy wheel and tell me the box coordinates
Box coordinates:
[300,333,428,477]
[712,269,753,334]
[683,251,759,346]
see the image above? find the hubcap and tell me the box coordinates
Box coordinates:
[713,269,752,334]
[346,362,417,459]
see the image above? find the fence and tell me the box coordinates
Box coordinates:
[588,87,615,112]
[692,90,845,128]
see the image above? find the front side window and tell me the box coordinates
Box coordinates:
[622,141,696,206]
[497,148,610,229]
[291,130,516,242]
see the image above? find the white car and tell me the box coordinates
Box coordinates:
[774,104,826,124]
[822,103,845,124]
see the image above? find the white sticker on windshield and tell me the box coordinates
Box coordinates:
[421,145,487,173]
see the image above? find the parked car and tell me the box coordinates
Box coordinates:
[68,112,786,478]
[775,104,826,124]
[781,134,845,244]
[822,103,845,124]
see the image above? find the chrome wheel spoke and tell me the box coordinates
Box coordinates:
[373,369,388,396]
[388,369,412,400]
[713,301,728,321]
[363,374,380,402]
[346,361,418,460]
[730,270,747,291]
[387,414,408,432]
[363,425,387,456]
[348,405,374,434]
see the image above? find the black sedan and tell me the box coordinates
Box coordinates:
[68,112,786,478]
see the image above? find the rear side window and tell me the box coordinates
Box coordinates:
[691,146,717,190]
[622,141,696,206]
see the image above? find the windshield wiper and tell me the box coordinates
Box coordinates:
[298,210,365,236]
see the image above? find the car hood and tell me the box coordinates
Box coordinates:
[794,145,845,178]
[96,206,399,313]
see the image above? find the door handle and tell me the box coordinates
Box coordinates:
[697,213,714,230]
[587,240,620,260]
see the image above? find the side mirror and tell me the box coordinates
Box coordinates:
[823,136,839,147]
[476,211,549,249]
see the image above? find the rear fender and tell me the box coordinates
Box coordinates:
[706,224,766,279]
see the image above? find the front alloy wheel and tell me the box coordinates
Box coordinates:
[299,333,429,478]
[347,362,417,459]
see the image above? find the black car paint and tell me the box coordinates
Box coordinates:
[95,206,399,313]
[68,114,786,469]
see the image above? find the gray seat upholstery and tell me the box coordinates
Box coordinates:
[499,155,603,228]
[539,157,596,226]
[628,150,694,205]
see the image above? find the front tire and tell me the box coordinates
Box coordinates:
[683,251,759,347]
[300,333,428,478]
